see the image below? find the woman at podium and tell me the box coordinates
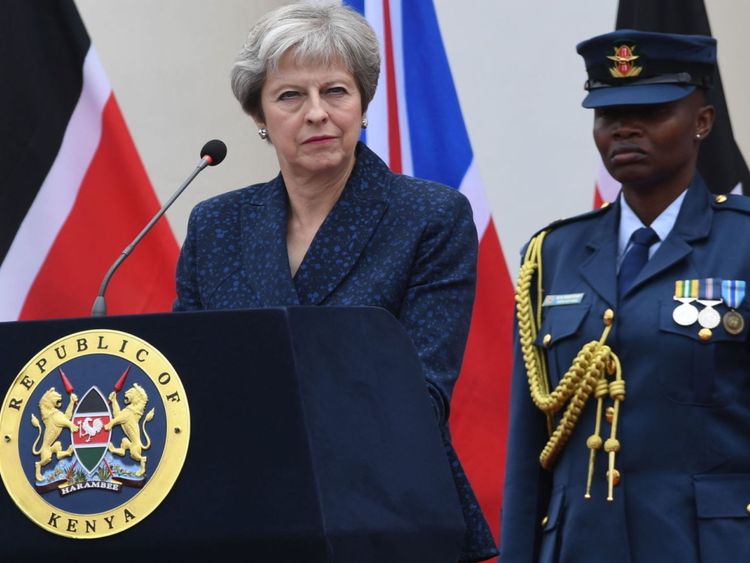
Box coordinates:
[173,3,496,562]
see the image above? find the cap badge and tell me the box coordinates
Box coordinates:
[608,44,643,78]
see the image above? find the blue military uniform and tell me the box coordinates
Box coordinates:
[501,30,750,563]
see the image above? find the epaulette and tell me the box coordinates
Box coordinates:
[711,192,750,214]
[519,202,614,258]
[529,201,615,239]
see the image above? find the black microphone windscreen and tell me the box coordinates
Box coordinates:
[200,139,227,166]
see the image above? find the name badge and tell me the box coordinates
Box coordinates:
[542,293,584,307]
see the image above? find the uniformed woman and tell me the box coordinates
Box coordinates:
[501,30,750,563]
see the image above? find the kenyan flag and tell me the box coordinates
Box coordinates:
[72,386,112,474]
[0,0,178,321]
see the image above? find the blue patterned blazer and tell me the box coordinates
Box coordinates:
[174,142,497,562]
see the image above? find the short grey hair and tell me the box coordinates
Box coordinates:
[231,2,381,120]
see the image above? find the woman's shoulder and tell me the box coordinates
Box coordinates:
[189,178,278,219]
[354,143,469,210]
[387,173,472,216]
[711,192,750,216]
[531,203,613,238]
[385,177,475,237]
[519,203,614,258]
[393,173,464,196]
[542,203,613,235]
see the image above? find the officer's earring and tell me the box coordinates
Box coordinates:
[361,117,368,129]
[258,127,268,140]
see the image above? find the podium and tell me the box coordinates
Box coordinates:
[0,307,465,561]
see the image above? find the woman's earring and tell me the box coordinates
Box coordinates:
[361,117,368,129]
[695,133,701,139]
[258,127,268,140]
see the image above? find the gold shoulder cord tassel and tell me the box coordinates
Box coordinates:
[516,231,625,500]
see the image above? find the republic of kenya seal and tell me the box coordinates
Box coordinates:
[0,329,190,538]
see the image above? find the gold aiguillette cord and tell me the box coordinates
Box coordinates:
[516,231,625,500]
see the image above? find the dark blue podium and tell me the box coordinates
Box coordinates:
[0,307,465,562]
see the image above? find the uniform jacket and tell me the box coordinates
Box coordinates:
[500,178,750,563]
[174,142,497,562]
[501,176,750,563]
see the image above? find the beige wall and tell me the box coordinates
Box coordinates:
[75,0,750,277]
[706,0,750,159]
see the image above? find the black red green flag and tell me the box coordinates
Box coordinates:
[616,0,750,195]
[0,0,178,320]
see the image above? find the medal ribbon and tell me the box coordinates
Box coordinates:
[674,279,699,298]
[698,278,722,300]
[721,279,746,309]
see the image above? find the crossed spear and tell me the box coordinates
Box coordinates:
[58,365,130,398]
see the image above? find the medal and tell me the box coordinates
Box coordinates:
[697,300,722,329]
[721,279,746,335]
[723,310,745,335]
[696,279,723,329]
[673,280,699,326]
[673,298,699,326]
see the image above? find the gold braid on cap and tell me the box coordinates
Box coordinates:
[516,230,625,500]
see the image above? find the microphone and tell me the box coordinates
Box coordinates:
[90,139,227,317]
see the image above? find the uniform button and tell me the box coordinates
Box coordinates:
[603,309,615,326]
[698,328,712,342]
[746,503,750,515]
[543,334,552,347]
[715,194,728,203]
[541,515,549,527]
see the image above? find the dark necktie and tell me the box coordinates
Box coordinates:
[618,227,659,298]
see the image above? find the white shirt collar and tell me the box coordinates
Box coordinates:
[618,189,687,264]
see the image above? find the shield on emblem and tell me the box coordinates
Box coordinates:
[72,386,112,474]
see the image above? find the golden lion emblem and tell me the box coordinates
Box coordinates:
[30,387,79,482]
[104,383,155,476]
